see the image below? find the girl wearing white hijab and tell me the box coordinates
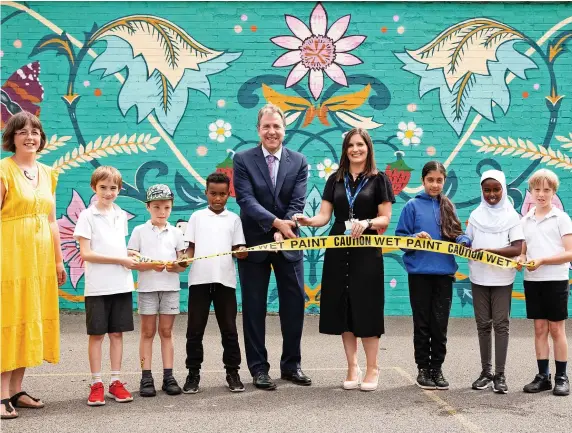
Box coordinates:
[465,170,524,394]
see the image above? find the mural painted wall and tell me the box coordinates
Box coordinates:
[2,1,571,317]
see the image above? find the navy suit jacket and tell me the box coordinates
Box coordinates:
[233,145,308,263]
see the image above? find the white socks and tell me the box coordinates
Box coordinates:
[110,371,121,383]
[91,372,103,385]
[92,371,122,384]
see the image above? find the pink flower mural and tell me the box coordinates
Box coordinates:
[57,190,86,288]
[57,190,135,289]
[271,2,366,100]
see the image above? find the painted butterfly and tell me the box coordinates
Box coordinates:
[1,61,44,128]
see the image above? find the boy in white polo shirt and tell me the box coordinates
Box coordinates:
[73,166,140,406]
[519,169,572,397]
[182,172,247,394]
[127,184,187,398]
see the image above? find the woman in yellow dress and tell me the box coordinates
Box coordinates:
[1,111,66,419]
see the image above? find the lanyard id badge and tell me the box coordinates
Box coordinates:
[344,174,369,235]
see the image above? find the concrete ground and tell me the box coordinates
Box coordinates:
[2,314,571,433]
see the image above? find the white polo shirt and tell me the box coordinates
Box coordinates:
[73,204,134,296]
[467,223,525,286]
[127,221,186,292]
[185,208,246,289]
[522,206,572,281]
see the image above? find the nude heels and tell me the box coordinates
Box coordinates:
[343,366,363,390]
[360,368,379,391]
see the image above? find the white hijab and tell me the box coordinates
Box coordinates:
[469,170,521,233]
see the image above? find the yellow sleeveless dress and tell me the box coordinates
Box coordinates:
[1,157,60,372]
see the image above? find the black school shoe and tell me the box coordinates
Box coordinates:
[162,376,182,395]
[472,371,493,390]
[553,375,570,396]
[523,373,552,393]
[139,376,156,397]
[183,371,200,394]
[416,368,436,390]
[492,373,508,394]
[226,371,245,392]
[431,368,449,390]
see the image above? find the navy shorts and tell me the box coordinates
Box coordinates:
[524,280,569,322]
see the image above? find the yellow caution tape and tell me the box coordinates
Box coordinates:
[135,235,532,269]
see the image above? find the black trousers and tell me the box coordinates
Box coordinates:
[238,255,305,376]
[408,274,453,370]
[185,283,241,372]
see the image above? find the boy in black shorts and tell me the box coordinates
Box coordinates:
[519,169,572,396]
[74,166,142,405]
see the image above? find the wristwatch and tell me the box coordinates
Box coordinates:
[366,219,373,229]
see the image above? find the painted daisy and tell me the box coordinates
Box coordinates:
[317,158,338,179]
[397,121,423,146]
[209,119,232,143]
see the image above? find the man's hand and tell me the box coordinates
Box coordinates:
[271,231,285,253]
[273,218,297,239]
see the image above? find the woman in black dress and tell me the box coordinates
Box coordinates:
[295,128,394,391]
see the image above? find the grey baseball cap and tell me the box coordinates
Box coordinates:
[145,184,174,203]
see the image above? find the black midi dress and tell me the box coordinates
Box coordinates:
[319,172,395,338]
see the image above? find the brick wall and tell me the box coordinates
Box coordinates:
[2,1,571,317]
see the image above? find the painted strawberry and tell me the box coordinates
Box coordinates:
[216,152,235,197]
[385,151,413,196]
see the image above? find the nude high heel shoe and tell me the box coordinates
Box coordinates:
[343,367,362,390]
[360,368,379,391]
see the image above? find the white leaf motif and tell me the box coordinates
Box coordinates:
[407,18,524,89]
[89,15,223,88]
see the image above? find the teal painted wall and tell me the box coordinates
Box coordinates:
[2,1,571,317]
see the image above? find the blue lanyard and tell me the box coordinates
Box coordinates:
[344,174,369,219]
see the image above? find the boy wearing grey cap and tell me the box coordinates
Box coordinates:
[128,184,187,397]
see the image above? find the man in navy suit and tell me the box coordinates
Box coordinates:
[233,104,311,390]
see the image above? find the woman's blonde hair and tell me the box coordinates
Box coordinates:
[528,169,559,192]
[90,166,123,189]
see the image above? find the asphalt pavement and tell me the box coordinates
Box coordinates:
[2,314,571,433]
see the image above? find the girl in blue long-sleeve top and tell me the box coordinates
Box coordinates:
[396,161,470,391]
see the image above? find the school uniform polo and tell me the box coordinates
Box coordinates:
[467,223,525,286]
[73,203,134,297]
[522,206,572,282]
[184,208,245,289]
[127,221,186,292]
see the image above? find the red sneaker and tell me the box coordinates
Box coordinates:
[87,382,105,406]
[108,381,133,402]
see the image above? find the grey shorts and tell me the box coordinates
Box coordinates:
[138,291,180,315]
